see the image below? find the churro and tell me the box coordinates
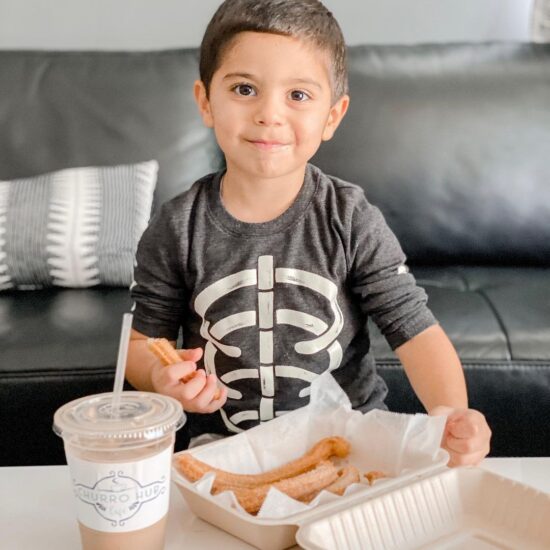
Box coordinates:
[222,460,339,514]
[147,337,182,365]
[147,337,222,400]
[319,465,361,497]
[177,436,350,491]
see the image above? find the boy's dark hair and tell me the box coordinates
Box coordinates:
[199,0,348,102]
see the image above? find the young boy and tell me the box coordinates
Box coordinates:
[127,0,491,466]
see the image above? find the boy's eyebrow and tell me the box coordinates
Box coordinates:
[222,72,323,90]
[287,78,323,90]
[222,72,255,81]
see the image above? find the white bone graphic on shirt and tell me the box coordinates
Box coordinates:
[194,255,344,433]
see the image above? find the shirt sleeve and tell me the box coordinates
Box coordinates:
[348,194,437,350]
[130,203,189,340]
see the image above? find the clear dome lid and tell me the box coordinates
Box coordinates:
[53,391,185,442]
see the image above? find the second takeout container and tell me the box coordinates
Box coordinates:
[296,466,550,550]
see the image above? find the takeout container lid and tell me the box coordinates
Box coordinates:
[172,441,550,550]
[53,391,185,441]
[296,467,550,550]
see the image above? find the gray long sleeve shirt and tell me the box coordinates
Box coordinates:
[131,163,436,438]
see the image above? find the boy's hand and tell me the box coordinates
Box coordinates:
[429,406,491,467]
[150,347,227,413]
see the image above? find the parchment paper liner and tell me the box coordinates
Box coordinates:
[172,373,448,519]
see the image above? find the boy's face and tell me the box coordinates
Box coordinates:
[194,31,349,183]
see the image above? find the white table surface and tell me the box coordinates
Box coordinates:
[1,458,549,550]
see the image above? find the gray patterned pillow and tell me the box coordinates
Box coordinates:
[0,160,157,290]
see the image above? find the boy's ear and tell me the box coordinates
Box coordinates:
[193,80,214,128]
[322,94,350,141]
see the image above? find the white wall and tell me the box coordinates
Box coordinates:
[0,0,534,50]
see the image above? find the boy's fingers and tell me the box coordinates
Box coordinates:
[431,408,488,439]
[192,375,223,410]
[445,432,484,455]
[161,362,197,385]
[178,369,207,401]
[178,347,203,362]
[449,409,491,440]
[201,385,228,413]
[448,418,478,439]
[189,377,227,413]
[430,406,471,443]
[430,407,491,467]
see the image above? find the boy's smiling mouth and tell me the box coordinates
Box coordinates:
[246,139,290,152]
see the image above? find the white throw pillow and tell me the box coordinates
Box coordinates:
[0,160,157,289]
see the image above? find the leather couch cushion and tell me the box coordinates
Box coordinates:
[371,266,550,361]
[0,49,224,208]
[1,288,132,371]
[312,43,550,265]
[0,288,133,465]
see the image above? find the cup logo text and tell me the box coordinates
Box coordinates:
[73,471,167,526]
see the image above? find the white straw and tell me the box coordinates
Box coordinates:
[111,313,133,416]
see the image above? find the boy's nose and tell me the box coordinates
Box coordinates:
[254,94,284,126]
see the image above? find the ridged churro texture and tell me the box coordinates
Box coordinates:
[176,436,357,514]
[147,337,182,365]
[226,461,339,514]
[177,436,350,491]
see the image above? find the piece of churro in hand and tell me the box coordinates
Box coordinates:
[147,337,221,400]
[177,436,350,491]
[147,337,182,365]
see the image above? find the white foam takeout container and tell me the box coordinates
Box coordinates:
[170,374,550,549]
[171,374,455,549]
[171,436,450,550]
[172,449,550,550]
[296,466,550,550]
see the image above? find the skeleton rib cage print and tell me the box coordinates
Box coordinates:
[194,255,344,433]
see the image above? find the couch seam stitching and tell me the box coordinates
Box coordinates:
[474,288,513,361]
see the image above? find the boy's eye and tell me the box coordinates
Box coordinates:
[233,84,256,96]
[290,90,310,102]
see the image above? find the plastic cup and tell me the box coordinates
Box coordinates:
[53,391,185,550]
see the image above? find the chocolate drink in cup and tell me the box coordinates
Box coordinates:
[54,392,185,550]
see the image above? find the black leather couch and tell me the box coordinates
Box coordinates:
[2,43,549,466]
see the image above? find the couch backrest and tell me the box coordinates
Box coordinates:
[0,49,223,208]
[2,44,549,266]
[313,43,550,266]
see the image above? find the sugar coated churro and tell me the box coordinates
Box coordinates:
[147,337,182,365]
[319,465,361,497]
[225,461,339,514]
[147,337,222,400]
[177,436,350,491]
[176,435,389,515]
